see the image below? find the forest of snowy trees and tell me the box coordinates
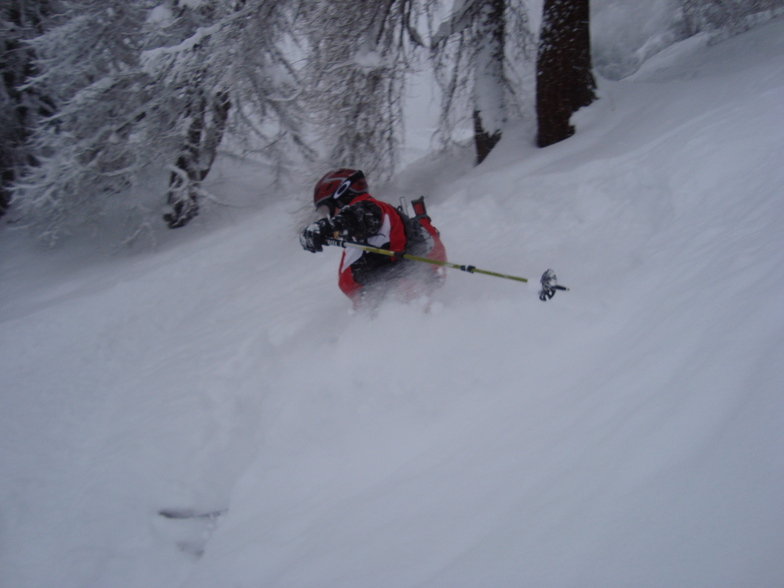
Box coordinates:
[1,0,782,241]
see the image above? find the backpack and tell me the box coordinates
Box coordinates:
[396,196,444,259]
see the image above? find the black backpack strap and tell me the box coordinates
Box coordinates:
[395,201,429,256]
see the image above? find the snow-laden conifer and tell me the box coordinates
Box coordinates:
[429,0,534,164]
[300,0,426,181]
[15,0,309,241]
[0,0,60,218]
[675,0,784,38]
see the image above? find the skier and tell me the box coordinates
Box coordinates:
[300,168,446,309]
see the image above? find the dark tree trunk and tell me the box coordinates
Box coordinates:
[473,0,505,165]
[473,109,502,165]
[164,90,230,229]
[536,0,596,148]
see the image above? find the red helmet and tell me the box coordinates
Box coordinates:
[313,169,367,211]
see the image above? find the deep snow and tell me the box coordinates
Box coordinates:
[2,17,784,588]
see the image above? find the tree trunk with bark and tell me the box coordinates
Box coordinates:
[536,0,596,148]
[164,90,230,229]
[473,0,506,164]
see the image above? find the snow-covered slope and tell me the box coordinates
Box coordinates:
[2,18,783,588]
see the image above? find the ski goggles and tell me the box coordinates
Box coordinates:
[332,170,365,200]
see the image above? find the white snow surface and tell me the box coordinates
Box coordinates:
[2,18,784,588]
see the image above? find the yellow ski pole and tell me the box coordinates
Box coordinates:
[325,238,570,300]
[327,237,573,304]
[326,237,529,283]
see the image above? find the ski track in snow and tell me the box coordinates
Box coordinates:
[2,17,784,588]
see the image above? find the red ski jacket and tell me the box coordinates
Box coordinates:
[336,193,408,299]
[332,193,448,305]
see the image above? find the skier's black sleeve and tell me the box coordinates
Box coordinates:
[330,201,383,242]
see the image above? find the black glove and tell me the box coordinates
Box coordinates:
[300,218,333,253]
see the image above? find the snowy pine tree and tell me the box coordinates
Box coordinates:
[14,0,309,241]
[301,0,426,181]
[0,0,59,218]
[674,0,784,38]
[430,0,533,164]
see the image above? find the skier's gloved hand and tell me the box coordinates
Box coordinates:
[300,218,333,253]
